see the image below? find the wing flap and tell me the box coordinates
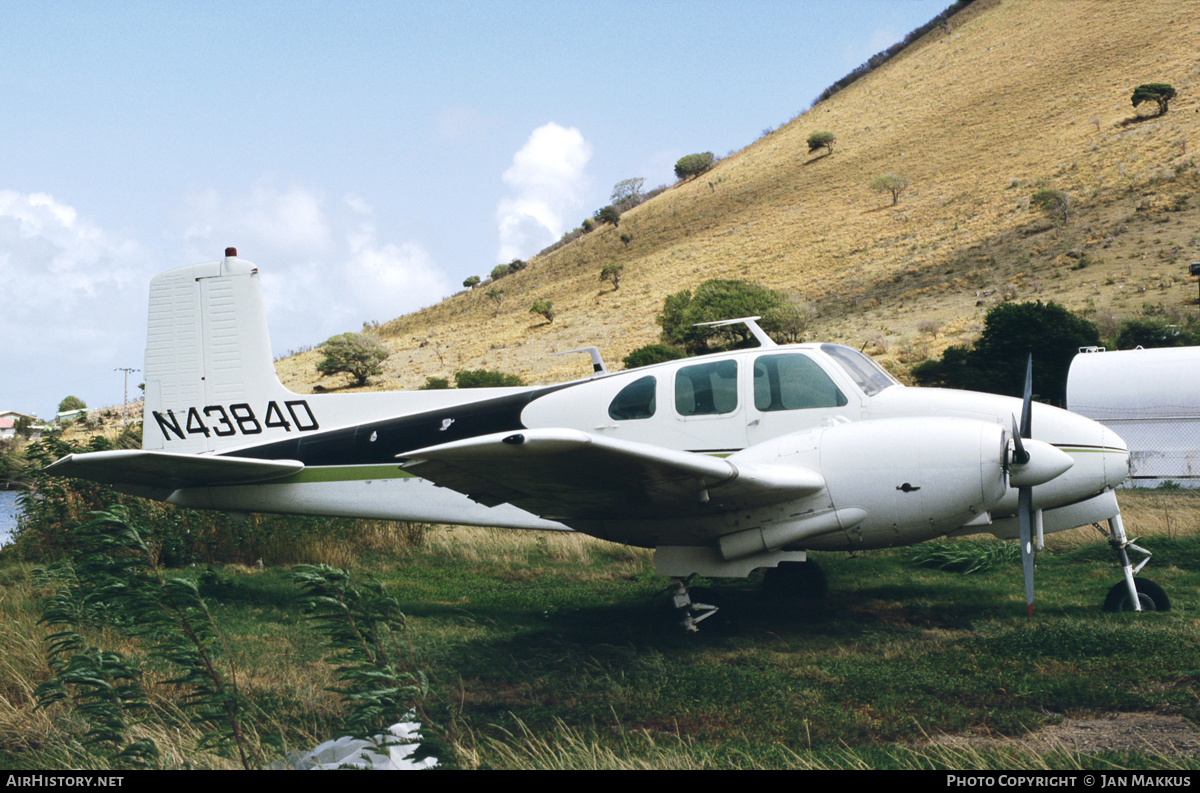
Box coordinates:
[399,428,824,520]
[46,450,304,490]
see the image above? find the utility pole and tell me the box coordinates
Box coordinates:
[115,367,139,424]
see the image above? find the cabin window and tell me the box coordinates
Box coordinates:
[753,354,847,411]
[820,344,899,396]
[675,360,738,416]
[608,376,657,420]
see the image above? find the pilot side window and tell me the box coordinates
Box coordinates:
[675,360,738,416]
[608,376,656,420]
[753,353,847,411]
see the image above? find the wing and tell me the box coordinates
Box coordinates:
[46,450,304,491]
[398,428,824,520]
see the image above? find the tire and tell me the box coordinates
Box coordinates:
[1103,578,1170,612]
[762,561,827,599]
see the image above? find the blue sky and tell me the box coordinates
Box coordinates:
[1,0,950,419]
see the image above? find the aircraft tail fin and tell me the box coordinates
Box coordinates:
[142,248,298,452]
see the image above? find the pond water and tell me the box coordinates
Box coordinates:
[0,489,21,546]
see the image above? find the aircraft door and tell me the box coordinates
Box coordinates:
[669,358,749,453]
[746,352,861,445]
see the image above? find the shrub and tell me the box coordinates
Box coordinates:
[1131,83,1175,116]
[1031,188,1070,226]
[453,369,525,388]
[623,344,688,369]
[530,298,554,323]
[462,275,480,289]
[807,131,836,155]
[869,173,911,205]
[581,218,596,233]
[490,264,510,280]
[485,288,504,314]
[419,376,451,390]
[674,152,715,181]
[316,332,389,386]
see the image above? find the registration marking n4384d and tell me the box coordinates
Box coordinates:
[153,399,319,441]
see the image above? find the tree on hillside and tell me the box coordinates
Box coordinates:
[600,263,624,291]
[806,131,836,156]
[463,275,481,289]
[1031,188,1070,226]
[485,288,504,315]
[1132,83,1176,117]
[1112,316,1200,350]
[674,152,715,181]
[58,396,86,414]
[869,173,911,205]
[911,301,1099,405]
[611,178,645,208]
[658,280,789,352]
[316,332,389,386]
[768,293,817,343]
[596,205,621,228]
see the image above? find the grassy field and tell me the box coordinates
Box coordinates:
[1,488,1196,770]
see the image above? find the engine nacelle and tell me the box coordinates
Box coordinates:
[731,417,1010,551]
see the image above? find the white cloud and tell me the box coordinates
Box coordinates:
[180,181,451,353]
[495,122,592,262]
[0,190,153,417]
[181,178,331,261]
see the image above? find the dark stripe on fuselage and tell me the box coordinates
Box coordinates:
[223,383,576,466]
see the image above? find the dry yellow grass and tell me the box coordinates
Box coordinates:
[267,0,1199,392]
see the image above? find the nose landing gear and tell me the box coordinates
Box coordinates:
[1096,514,1169,613]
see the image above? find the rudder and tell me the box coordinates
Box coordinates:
[143,249,295,452]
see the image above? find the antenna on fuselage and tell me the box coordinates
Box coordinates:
[693,316,777,348]
[551,346,609,375]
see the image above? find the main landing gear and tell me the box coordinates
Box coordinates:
[1097,514,1170,612]
[669,577,719,633]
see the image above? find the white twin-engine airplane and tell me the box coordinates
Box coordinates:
[50,250,1163,630]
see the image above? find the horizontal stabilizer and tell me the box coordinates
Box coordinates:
[46,450,303,490]
[399,428,824,520]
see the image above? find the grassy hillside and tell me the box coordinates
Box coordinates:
[277,0,1200,392]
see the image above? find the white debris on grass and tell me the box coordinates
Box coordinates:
[282,719,438,770]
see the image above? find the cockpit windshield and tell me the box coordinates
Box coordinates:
[820,344,900,396]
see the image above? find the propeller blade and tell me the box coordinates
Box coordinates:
[1010,415,1029,466]
[1019,354,1033,440]
[1018,486,1035,617]
[1018,355,1036,617]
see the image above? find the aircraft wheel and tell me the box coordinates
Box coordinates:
[762,561,827,599]
[1102,578,1170,613]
